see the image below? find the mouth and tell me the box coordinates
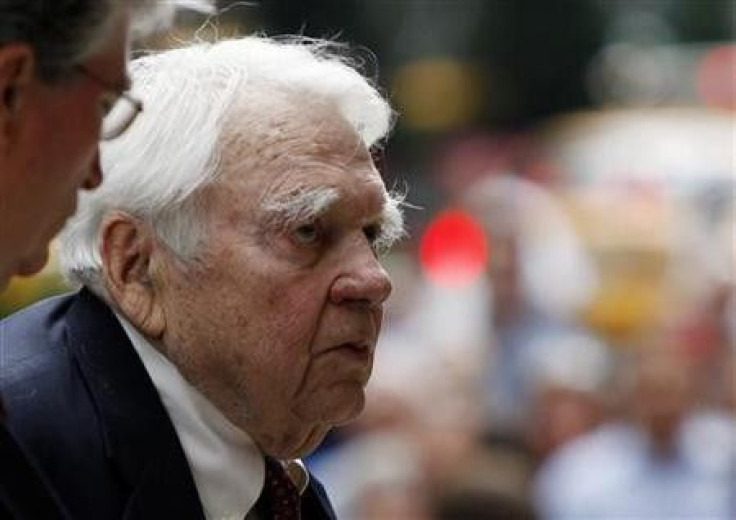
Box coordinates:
[330,341,374,363]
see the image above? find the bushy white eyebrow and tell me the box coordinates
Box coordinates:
[262,186,340,228]
[261,185,407,254]
[373,190,407,255]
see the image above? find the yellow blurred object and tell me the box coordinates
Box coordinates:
[540,108,735,345]
[583,276,666,343]
[392,58,485,131]
[561,184,675,344]
[0,247,69,317]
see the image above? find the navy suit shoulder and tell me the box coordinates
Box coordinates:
[0,420,69,520]
[0,295,92,467]
[0,290,204,519]
[0,296,73,519]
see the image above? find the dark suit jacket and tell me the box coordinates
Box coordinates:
[0,418,69,519]
[0,289,336,519]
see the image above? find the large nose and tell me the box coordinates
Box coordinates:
[329,241,393,308]
[82,148,103,190]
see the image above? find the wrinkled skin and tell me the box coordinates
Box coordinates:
[151,101,394,459]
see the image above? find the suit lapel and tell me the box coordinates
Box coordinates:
[302,476,337,520]
[65,289,205,519]
[0,421,70,519]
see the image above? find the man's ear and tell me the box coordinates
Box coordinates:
[0,43,35,143]
[101,212,166,339]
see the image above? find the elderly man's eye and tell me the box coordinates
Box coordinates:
[363,224,379,242]
[293,223,320,244]
[363,224,382,247]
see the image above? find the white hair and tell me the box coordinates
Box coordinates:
[59,35,395,291]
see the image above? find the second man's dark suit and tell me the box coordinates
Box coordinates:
[0,420,69,519]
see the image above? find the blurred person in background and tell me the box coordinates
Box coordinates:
[461,172,599,438]
[435,486,538,520]
[312,431,434,520]
[524,330,612,461]
[534,341,736,519]
[0,35,404,519]
[0,0,212,517]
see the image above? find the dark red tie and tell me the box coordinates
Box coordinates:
[263,457,301,520]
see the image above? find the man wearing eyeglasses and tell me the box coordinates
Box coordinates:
[0,1,159,289]
[0,1,212,518]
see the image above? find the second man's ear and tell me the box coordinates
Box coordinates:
[0,43,35,148]
[101,212,166,339]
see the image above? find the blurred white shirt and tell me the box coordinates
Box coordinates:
[534,411,736,520]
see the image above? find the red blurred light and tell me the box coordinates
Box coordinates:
[696,45,736,111]
[419,209,489,287]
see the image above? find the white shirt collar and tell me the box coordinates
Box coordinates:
[115,313,264,520]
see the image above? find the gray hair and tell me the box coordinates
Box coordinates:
[59,36,396,293]
[0,0,214,81]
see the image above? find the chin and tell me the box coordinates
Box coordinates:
[264,423,333,460]
[292,427,332,459]
[326,385,367,426]
[17,248,49,276]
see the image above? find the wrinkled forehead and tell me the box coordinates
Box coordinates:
[222,90,369,165]
[215,90,386,206]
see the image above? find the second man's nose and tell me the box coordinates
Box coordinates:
[82,148,102,190]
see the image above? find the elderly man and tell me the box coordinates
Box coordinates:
[0,1,212,517]
[0,36,404,519]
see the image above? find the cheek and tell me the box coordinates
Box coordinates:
[59,92,101,156]
[42,121,99,191]
[237,272,328,356]
[167,239,338,403]
[181,270,320,382]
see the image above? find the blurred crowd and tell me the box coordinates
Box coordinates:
[6,108,732,520]
[306,112,735,519]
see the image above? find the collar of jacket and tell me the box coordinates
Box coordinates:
[66,288,206,519]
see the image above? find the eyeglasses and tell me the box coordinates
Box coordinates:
[75,65,143,141]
